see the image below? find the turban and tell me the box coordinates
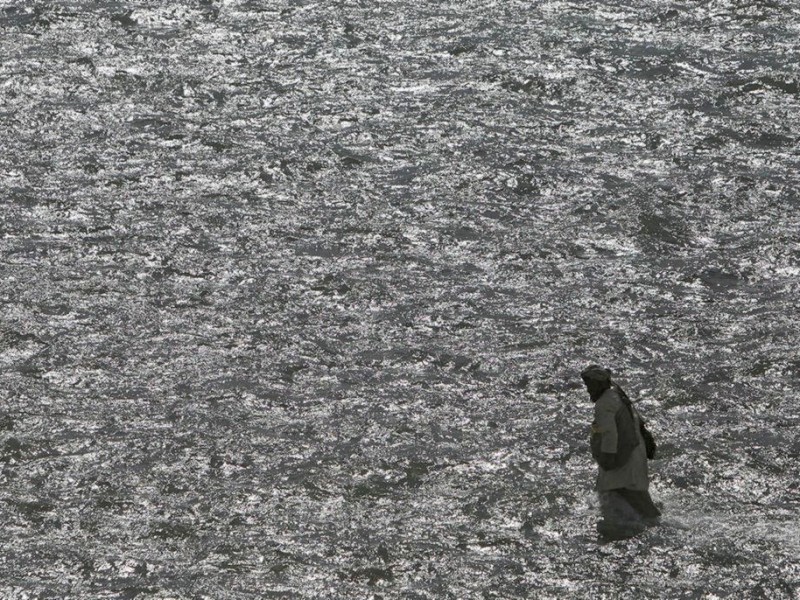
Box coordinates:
[581,364,611,385]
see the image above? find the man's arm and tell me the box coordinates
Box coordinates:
[594,398,619,470]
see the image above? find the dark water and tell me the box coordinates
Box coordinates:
[1,1,799,598]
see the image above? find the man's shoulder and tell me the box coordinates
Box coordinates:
[595,387,623,410]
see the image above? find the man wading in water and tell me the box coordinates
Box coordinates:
[582,364,661,539]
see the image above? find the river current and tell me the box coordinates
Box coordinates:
[1,1,798,598]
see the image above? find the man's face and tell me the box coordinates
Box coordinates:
[584,379,607,400]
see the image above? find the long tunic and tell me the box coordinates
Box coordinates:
[591,387,650,492]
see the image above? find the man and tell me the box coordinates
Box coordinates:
[582,364,661,539]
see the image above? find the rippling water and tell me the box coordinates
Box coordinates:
[1,1,799,598]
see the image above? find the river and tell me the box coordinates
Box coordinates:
[1,1,798,598]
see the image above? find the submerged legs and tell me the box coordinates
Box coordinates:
[597,489,661,540]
